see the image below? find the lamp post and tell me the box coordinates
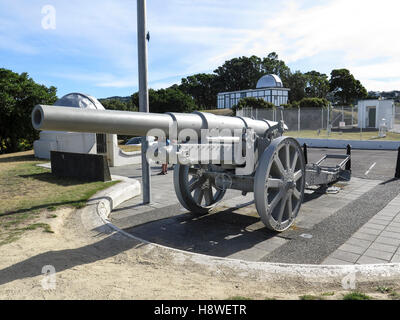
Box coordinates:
[137,0,151,204]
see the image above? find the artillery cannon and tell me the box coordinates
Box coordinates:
[32,101,350,232]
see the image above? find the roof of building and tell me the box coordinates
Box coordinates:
[256,74,283,89]
[217,87,289,96]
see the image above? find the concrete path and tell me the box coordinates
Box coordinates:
[111,176,385,263]
[109,148,400,265]
[323,195,400,265]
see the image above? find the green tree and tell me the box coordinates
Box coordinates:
[261,52,291,85]
[0,68,57,154]
[304,71,330,99]
[100,98,137,111]
[213,53,292,93]
[213,55,264,92]
[179,73,219,109]
[298,97,329,109]
[286,71,307,102]
[329,69,368,105]
[131,87,197,114]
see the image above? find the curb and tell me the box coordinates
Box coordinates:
[296,138,400,150]
[84,176,400,289]
[80,175,141,237]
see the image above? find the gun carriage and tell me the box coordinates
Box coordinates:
[32,102,350,232]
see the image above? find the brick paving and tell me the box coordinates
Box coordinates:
[323,195,400,265]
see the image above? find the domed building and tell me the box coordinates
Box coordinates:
[256,74,283,88]
[217,74,289,109]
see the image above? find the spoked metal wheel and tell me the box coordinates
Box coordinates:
[174,164,226,215]
[254,136,305,232]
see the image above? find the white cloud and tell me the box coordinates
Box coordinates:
[144,0,400,91]
[264,0,400,63]
[1,0,400,93]
[362,79,400,92]
[96,79,137,88]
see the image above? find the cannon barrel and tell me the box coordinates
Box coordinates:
[32,104,282,137]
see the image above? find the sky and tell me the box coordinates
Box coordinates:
[0,0,399,99]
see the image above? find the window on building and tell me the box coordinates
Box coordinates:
[225,95,230,108]
[231,97,237,107]
[217,95,224,109]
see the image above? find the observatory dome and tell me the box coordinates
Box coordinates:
[256,74,283,89]
[54,93,105,110]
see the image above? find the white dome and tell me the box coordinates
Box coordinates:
[54,93,105,110]
[256,74,283,88]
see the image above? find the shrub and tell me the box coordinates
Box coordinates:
[281,101,300,109]
[298,97,329,109]
[234,97,275,110]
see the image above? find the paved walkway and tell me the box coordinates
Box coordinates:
[109,148,400,265]
[110,168,390,264]
[323,195,400,264]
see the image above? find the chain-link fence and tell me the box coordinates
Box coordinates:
[238,107,330,131]
[236,105,400,140]
[395,105,400,124]
[331,106,358,128]
[238,106,360,131]
[394,105,400,133]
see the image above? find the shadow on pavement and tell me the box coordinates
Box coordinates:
[123,206,284,258]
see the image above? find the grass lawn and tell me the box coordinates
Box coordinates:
[285,130,400,141]
[0,150,118,246]
[342,292,372,300]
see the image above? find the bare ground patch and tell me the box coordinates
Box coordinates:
[1,152,400,300]
[0,202,399,300]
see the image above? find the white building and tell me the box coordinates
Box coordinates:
[217,74,290,109]
[357,99,395,130]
